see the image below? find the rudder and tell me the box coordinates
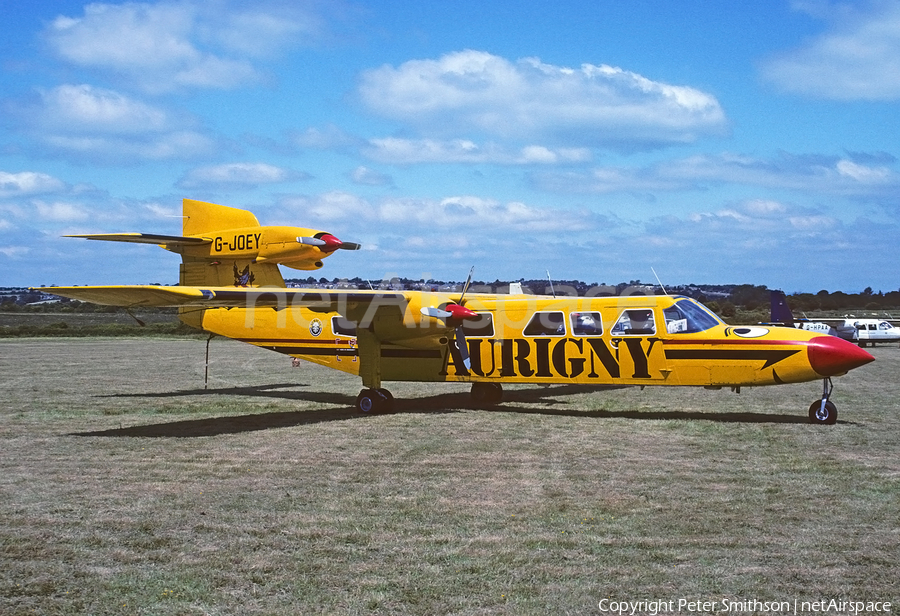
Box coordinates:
[183,199,260,236]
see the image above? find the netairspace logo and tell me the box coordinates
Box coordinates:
[597,598,892,615]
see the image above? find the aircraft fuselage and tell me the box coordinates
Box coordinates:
[195,292,873,390]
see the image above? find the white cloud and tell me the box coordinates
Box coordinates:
[281,191,373,223]
[531,151,900,199]
[145,203,181,219]
[33,200,91,222]
[628,199,860,284]
[280,191,596,236]
[0,171,66,198]
[358,50,727,150]
[10,84,216,161]
[761,0,900,100]
[177,162,300,189]
[34,85,171,134]
[267,189,887,292]
[39,130,216,161]
[363,137,592,165]
[43,1,322,93]
[0,246,29,259]
[349,166,393,186]
[291,125,362,151]
[835,159,892,183]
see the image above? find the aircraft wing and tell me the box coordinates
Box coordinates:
[64,233,211,246]
[39,285,408,311]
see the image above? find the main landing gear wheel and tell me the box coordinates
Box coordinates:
[470,382,503,406]
[808,377,837,425]
[356,388,394,414]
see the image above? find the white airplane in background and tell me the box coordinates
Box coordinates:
[768,291,900,347]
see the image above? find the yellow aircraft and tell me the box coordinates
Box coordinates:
[43,200,874,425]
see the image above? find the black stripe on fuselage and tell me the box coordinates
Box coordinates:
[254,345,442,359]
[664,348,800,369]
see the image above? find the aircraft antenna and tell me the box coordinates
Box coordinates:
[651,267,669,296]
[547,270,556,298]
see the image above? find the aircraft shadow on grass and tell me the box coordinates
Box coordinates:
[72,383,821,438]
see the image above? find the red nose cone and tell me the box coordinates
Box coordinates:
[444,304,477,320]
[318,234,343,252]
[808,336,874,376]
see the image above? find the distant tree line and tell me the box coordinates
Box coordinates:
[283,278,900,313]
[4,281,900,315]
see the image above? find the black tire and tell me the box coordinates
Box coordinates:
[375,388,394,413]
[356,389,386,413]
[471,382,503,406]
[808,399,837,425]
[356,390,376,413]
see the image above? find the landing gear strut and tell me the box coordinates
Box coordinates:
[356,388,394,414]
[808,378,837,425]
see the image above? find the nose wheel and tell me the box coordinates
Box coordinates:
[808,378,837,425]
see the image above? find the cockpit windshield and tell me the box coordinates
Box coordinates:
[663,299,723,334]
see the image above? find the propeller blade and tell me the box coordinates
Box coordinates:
[455,324,471,370]
[458,266,475,303]
[421,306,453,319]
[420,304,477,321]
[297,234,361,252]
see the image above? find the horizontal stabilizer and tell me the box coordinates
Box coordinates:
[64,233,210,245]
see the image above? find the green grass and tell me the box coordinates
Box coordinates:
[0,311,197,338]
[1,338,898,615]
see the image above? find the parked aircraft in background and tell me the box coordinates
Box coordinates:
[41,200,875,425]
[768,290,900,347]
[767,291,857,341]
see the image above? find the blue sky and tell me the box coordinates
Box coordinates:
[2,0,899,292]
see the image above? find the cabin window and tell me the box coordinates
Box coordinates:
[570,312,603,336]
[610,309,656,336]
[662,299,721,334]
[879,322,893,330]
[523,311,566,336]
[332,316,357,337]
[461,313,495,338]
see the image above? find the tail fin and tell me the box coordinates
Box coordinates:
[183,199,260,236]
[770,290,795,324]
[178,198,285,289]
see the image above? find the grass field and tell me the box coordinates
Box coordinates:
[1,338,898,615]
